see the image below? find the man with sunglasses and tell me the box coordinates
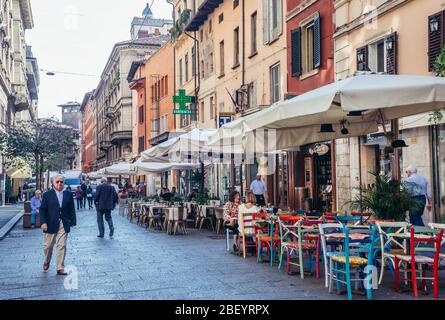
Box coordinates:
[40,175,77,276]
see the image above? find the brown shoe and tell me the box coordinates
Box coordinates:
[57,269,68,276]
[43,263,50,271]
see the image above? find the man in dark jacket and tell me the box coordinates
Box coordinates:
[80,181,88,209]
[95,177,118,239]
[40,175,76,276]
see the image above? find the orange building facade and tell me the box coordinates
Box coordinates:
[145,41,175,147]
[80,91,96,173]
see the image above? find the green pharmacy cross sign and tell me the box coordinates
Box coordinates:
[173,89,194,115]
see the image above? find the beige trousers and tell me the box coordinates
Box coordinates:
[43,220,67,270]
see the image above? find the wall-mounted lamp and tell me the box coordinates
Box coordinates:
[430,17,440,33]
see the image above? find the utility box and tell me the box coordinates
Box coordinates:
[23,201,32,229]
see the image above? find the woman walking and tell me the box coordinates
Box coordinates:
[75,186,83,210]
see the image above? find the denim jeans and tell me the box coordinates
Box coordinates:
[31,209,37,225]
[409,196,426,226]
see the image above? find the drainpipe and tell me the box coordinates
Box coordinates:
[167,0,176,131]
[242,0,245,86]
[184,31,200,124]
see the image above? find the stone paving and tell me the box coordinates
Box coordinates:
[0,208,443,300]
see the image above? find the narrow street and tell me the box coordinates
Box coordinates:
[0,209,438,300]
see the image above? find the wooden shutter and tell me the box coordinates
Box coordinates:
[313,12,321,69]
[356,46,368,71]
[386,32,397,74]
[428,11,445,72]
[291,28,302,76]
[262,0,270,44]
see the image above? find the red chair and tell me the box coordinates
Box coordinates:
[394,227,444,298]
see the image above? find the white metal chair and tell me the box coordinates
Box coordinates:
[375,221,409,284]
[319,222,344,287]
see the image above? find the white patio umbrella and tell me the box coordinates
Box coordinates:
[103,162,136,175]
[130,159,202,174]
[140,137,180,162]
[210,74,445,150]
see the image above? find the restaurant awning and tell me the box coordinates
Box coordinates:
[130,159,202,174]
[103,162,135,176]
[209,74,445,150]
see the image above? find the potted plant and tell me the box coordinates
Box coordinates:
[195,190,210,205]
[170,195,184,206]
[349,171,421,221]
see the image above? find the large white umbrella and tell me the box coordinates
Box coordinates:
[103,162,136,175]
[209,74,445,150]
[140,137,180,162]
[130,159,201,174]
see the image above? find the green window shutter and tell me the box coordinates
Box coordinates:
[313,12,321,69]
[291,28,302,77]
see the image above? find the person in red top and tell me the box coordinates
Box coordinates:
[74,186,83,210]
[224,191,241,253]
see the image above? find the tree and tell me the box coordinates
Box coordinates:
[0,118,77,190]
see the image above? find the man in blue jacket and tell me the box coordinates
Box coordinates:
[40,175,76,276]
[95,177,118,239]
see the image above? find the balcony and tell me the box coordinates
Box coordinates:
[110,130,132,145]
[99,140,112,152]
[105,107,115,119]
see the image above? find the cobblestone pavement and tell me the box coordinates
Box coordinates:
[0,205,23,229]
[0,209,443,300]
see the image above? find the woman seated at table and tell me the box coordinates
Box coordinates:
[238,191,259,237]
[224,190,241,253]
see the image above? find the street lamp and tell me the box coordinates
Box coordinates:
[430,17,440,33]
[386,37,394,51]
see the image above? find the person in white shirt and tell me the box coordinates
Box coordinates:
[404,165,432,226]
[249,174,267,206]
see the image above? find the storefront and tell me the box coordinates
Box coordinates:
[431,125,445,223]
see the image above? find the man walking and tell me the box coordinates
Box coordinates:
[81,181,88,209]
[405,165,432,226]
[40,175,76,276]
[95,177,118,239]
[249,173,267,206]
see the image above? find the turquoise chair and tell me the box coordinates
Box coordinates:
[329,225,377,300]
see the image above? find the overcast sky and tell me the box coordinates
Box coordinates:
[26,0,173,120]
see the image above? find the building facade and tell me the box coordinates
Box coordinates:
[93,37,169,169]
[131,4,173,40]
[333,0,444,223]
[185,0,288,200]
[58,102,82,170]
[80,91,95,173]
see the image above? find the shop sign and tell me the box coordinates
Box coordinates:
[365,134,385,145]
[309,143,329,156]
[173,89,194,115]
[219,113,232,127]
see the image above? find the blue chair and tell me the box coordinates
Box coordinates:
[336,215,363,226]
[329,225,378,300]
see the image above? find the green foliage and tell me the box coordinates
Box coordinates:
[194,189,210,205]
[170,9,192,40]
[145,194,160,202]
[348,172,421,221]
[170,195,184,204]
[0,118,77,189]
[430,45,445,124]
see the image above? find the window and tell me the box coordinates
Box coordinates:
[263,0,282,44]
[209,52,214,73]
[302,22,315,74]
[248,81,257,109]
[233,0,239,9]
[160,78,164,97]
[200,101,205,123]
[201,60,205,79]
[291,12,321,77]
[192,46,196,76]
[429,11,445,71]
[219,102,224,114]
[209,19,212,33]
[219,41,225,76]
[183,0,187,10]
[185,53,189,82]
[164,75,168,96]
[179,58,183,86]
[210,96,215,119]
[138,106,144,123]
[200,29,203,42]
[357,33,398,74]
[219,13,224,23]
[233,27,240,67]
[138,136,145,154]
[251,12,257,55]
[270,63,280,104]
